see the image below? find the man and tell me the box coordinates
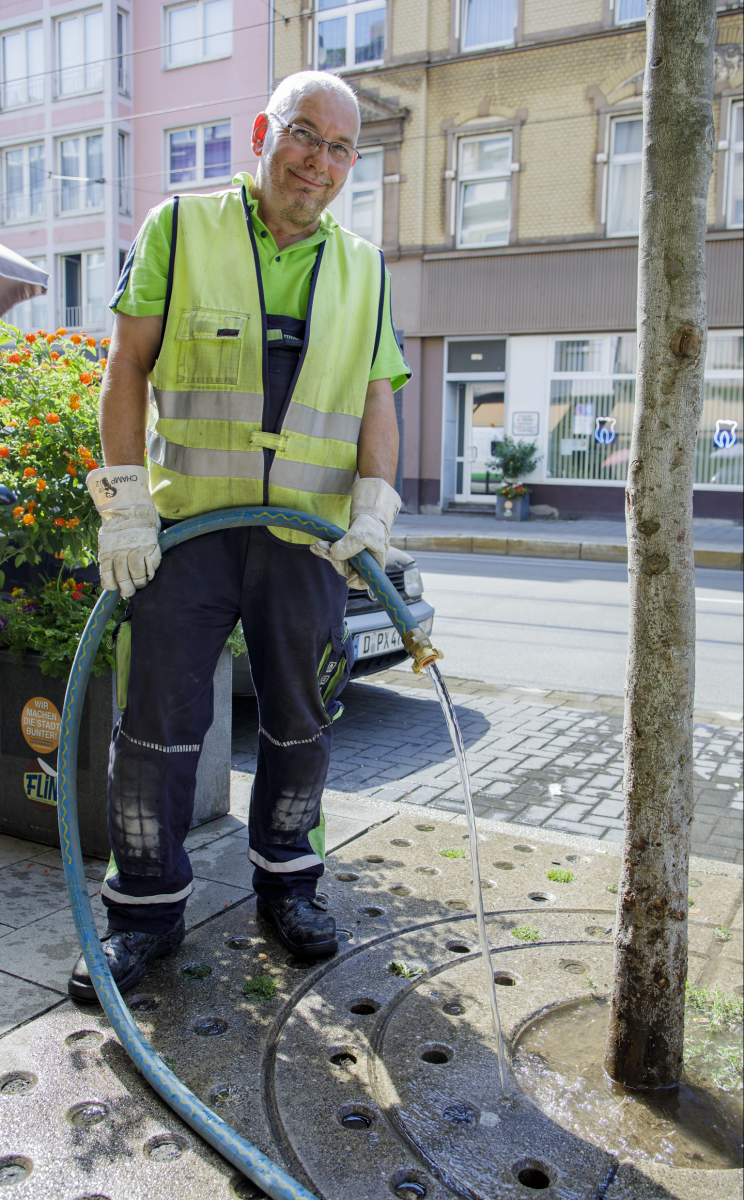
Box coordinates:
[68,71,409,1001]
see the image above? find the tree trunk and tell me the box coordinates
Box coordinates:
[603,0,716,1091]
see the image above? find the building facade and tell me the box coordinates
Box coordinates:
[275,0,743,518]
[0,0,269,340]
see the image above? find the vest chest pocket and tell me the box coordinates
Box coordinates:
[176,307,249,387]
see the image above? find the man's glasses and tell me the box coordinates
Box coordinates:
[267,114,360,167]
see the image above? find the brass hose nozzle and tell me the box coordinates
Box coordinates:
[403,627,444,675]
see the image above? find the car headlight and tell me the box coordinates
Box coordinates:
[403,565,423,597]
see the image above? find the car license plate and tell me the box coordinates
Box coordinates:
[353,627,404,660]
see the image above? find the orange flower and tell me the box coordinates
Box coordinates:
[69,394,81,411]
[26,501,36,511]
[61,357,71,366]
[7,353,21,364]
[24,333,37,344]
[100,337,111,347]
[67,464,77,476]
[0,446,8,458]
[13,506,24,518]
[23,466,37,478]
[0,397,9,405]
[45,334,55,345]
[86,458,98,469]
[50,351,60,361]
[18,445,30,457]
[22,513,35,525]
[36,479,47,491]
[79,373,92,385]
[56,328,67,337]
[46,413,60,424]
[28,417,41,428]
[66,517,80,528]
[6,418,18,427]
[70,334,82,345]
[36,329,47,337]
[101,359,107,369]
[86,337,96,347]
[54,517,66,527]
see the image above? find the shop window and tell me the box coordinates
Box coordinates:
[607,117,642,236]
[167,122,231,187]
[166,0,232,67]
[726,101,743,229]
[457,133,512,247]
[317,0,385,70]
[461,0,515,50]
[614,0,645,22]
[328,148,383,245]
[56,9,104,97]
[701,334,743,486]
[58,133,104,213]
[2,142,45,222]
[1,24,44,110]
[5,256,47,331]
[60,251,105,330]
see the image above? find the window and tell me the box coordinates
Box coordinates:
[58,134,104,213]
[5,257,47,332]
[118,132,129,213]
[726,101,742,229]
[607,117,642,236]
[317,0,385,71]
[1,25,43,110]
[2,143,45,223]
[700,334,743,486]
[461,0,515,50]
[328,149,383,245]
[614,0,645,23]
[57,9,104,96]
[167,122,231,187]
[117,11,129,93]
[457,133,512,248]
[166,0,232,67]
[60,251,105,330]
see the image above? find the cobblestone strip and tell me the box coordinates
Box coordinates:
[231,672,743,865]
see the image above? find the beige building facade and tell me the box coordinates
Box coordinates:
[273,0,743,518]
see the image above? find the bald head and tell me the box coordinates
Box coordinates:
[269,71,361,139]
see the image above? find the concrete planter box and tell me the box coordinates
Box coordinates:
[495,494,530,521]
[0,647,232,859]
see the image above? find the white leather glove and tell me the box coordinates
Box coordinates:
[310,477,401,590]
[87,466,161,599]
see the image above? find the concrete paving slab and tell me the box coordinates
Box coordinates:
[0,834,48,869]
[185,876,253,932]
[33,847,109,881]
[0,900,107,993]
[0,860,100,929]
[0,971,65,1035]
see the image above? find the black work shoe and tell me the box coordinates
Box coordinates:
[68,918,186,1003]
[256,895,337,958]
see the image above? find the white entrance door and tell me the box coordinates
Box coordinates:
[454,382,505,501]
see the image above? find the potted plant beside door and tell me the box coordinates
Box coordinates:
[490,437,541,522]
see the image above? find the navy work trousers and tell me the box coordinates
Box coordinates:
[102,526,352,934]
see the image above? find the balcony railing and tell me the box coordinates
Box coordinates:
[65,304,106,331]
[65,306,83,329]
[54,63,104,98]
[1,77,43,110]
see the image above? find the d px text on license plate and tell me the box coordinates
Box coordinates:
[353,626,404,660]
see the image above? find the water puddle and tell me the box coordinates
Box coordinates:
[513,998,743,1169]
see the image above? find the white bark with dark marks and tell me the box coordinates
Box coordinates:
[603,0,716,1091]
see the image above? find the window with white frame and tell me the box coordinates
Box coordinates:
[316,0,385,71]
[167,122,231,187]
[461,0,515,50]
[457,133,512,248]
[58,133,104,214]
[1,25,44,110]
[166,0,232,67]
[726,101,742,229]
[118,132,129,213]
[327,148,383,245]
[3,142,45,223]
[5,257,47,332]
[614,0,645,23]
[56,9,104,97]
[117,10,129,94]
[60,250,106,330]
[607,116,642,236]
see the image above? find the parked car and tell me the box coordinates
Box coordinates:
[231,546,435,694]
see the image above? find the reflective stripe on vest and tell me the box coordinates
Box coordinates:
[151,386,361,444]
[147,436,354,494]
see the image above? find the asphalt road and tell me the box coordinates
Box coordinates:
[397,552,744,715]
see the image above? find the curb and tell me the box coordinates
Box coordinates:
[391,534,742,570]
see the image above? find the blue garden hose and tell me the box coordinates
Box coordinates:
[57,507,439,1200]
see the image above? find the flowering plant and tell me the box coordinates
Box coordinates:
[0,579,120,678]
[498,483,529,499]
[0,319,111,589]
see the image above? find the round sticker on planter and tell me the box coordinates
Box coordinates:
[22,697,62,753]
[23,759,58,811]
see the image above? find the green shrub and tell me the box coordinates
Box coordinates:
[489,436,541,483]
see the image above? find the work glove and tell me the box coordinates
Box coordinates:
[87,466,161,599]
[310,477,401,590]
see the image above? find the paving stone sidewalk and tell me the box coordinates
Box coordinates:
[232,671,743,865]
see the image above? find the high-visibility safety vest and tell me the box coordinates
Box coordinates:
[146,178,387,543]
